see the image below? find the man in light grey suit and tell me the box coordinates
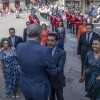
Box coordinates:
[17,24,59,100]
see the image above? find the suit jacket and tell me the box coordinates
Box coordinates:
[77,32,100,60]
[23,28,27,42]
[50,47,66,89]
[8,35,23,48]
[17,40,59,99]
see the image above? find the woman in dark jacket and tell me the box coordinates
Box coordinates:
[82,38,100,100]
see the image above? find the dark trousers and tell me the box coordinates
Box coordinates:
[81,56,85,76]
[67,20,69,29]
[50,87,64,100]
[44,13,47,20]
[52,25,55,32]
[57,39,64,50]
[25,96,48,100]
[76,26,79,36]
[23,32,27,42]
[25,97,34,100]
[70,23,75,34]
[46,13,50,21]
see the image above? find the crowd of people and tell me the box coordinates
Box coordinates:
[0,2,100,100]
[64,3,100,100]
[0,7,14,17]
[38,3,64,21]
[0,6,30,18]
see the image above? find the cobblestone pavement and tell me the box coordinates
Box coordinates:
[0,12,98,100]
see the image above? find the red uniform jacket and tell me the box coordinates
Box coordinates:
[50,15,54,25]
[69,12,72,22]
[70,13,75,24]
[66,12,70,21]
[75,16,82,27]
[53,16,58,27]
[29,14,40,24]
[53,15,63,28]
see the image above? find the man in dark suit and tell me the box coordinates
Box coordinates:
[17,24,59,100]
[23,21,30,42]
[8,28,23,48]
[77,23,100,82]
[47,33,66,100]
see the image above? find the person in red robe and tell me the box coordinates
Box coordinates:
[29,12,40,24]
[66,10,70,29]
[50,13,55,32]
[53,13,63,30]
[75,12,83,35]
[69,10,75,34]
[54,14,58,28]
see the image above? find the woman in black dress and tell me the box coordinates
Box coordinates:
[55,21,66,50]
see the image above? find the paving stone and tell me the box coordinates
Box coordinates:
[1,11,99,100]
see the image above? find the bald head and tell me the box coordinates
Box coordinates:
[27,23,43,38]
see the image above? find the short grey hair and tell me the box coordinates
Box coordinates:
[27,23,43,38]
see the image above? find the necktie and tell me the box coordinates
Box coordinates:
[51,49,54,56]
[87,33,90,45]
[52,49,54,56]
[11,38,15,47]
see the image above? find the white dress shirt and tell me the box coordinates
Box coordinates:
[11,36,15,47]
[52,47,56,56]
[86,32,93,43]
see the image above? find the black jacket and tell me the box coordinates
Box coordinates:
[8,35,23,48]
[50,47,66,88]
[77,32,100,59]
